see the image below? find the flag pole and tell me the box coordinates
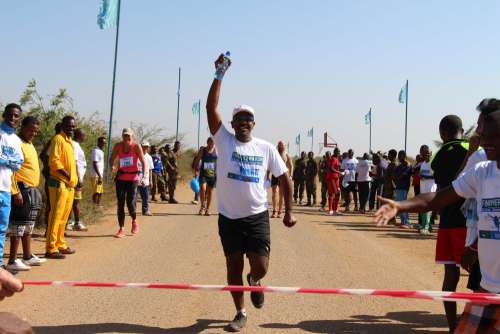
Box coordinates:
[105,0,121,183]
[404,80,408,152]
[175,67,181,141]
[197,99,201,150]
[369,108,372,153]
[311,127,314,152]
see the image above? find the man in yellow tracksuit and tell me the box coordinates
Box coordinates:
[46,116,78,259]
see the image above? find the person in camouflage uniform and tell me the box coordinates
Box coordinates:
[292,151,307,205]
[305,151,318,206]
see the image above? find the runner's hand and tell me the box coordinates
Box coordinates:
[214,53,231,70]
[460,247,478,273]
[12,193,23,207]
[0,268,23,301]
[374,196,399,226]
[98,176,103,185]
[283,211,297,228]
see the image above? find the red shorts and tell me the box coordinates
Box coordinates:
[435,227,466,265]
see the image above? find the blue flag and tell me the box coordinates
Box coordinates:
[399,83,407,104]
[295,134,301,145]
[97,0,119,30]
[307,127,313,137]
[365,109,371,125]
[192,102,200,116]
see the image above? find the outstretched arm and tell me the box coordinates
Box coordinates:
[206,54,230,135]
[374,186,462,226]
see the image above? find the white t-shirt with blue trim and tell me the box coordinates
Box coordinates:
[214,125,287,219]
[453,161,500,293]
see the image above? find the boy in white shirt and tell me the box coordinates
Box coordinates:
[68,128,87,231]
[90,137,106,205]
[375,100,500,333]
[418,145,436,234]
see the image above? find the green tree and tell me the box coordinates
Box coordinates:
[18,79,107,154]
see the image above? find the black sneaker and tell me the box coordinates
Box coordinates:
[226,312,247,332]
[1,264,17,275]
[247,274,264,309]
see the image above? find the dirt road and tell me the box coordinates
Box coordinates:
[3,186,468,333]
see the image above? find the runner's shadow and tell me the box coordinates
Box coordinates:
[260,311,447,333]
[34,318,227,334]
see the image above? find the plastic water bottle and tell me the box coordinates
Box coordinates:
[215,51,231,79]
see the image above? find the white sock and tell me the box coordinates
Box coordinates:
[237,308,247,317]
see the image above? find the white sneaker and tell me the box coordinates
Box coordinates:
[66,221,75,231]
[23,254,46,266]
[7,259,31,271]
[191,200,199,205]
[329,210,334,215]
[74,223,88,231]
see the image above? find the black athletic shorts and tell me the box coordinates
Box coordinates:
[199,175,216,188]
[218,211,271,257]
[346,181,358,192]
[271,175,279,187]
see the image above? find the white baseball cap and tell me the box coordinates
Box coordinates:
[232,104,255,118]
[141,141,150,147]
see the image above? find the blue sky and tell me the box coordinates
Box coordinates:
[1,1,499,156]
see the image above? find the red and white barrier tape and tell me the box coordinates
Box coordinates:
[22,281,500,304]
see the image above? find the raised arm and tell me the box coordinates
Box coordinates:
[374,186,462,226]
[206,54,230,135]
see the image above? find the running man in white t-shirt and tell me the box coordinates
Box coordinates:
[206,54,297,332]
[375,101,500,333]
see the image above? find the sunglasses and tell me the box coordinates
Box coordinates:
[233,114,254,122]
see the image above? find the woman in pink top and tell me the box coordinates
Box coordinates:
[109,128,146,238]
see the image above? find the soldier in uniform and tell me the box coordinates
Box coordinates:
[292,151,307,205]
[305,151,318,206]
[163,143,179,204]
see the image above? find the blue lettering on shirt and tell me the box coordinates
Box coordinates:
[479,215,500,240]
[482,198,500,212]
[228,172,259,183]
[227,152,263,183]
[231,152,263,166]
